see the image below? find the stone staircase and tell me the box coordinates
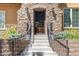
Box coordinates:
[27,34,58,56]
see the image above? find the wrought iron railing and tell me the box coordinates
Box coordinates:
[10,22,32,56]
[47,22,54,40]
[52,39,69,56]
[47,22,69,56]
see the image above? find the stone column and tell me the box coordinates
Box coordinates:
[53,7,63,32]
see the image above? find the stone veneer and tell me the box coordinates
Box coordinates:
[17,3,63,36]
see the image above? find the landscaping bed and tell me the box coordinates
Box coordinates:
[50,29,79,56]
[0,25,30,56]
[0,39,30,56]
[9,39,30,56]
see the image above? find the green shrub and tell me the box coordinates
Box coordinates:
[54,30,79,40]
[0,26,21,39]
[65,31,79,40]
[54,31,67,39]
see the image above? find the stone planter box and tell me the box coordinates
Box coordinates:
[50,39,79,56]
[0,39,30,56]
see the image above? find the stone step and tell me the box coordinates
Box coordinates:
[34,35,48,37]
[33,42,48,44]
[34,37,48,38]
[31,46,52,49]
[26,34,57,56]
[34,39,48,41]
[28,52,57,56]
[34,38,48,40]
[33,42,50,45]
[34,36,48,37]
[32,44,49,47]
[33,41,49,43]
[44,52,58,56]
[34,40,49,43]
[34,39,49,42]
[28,50,56,54]
[28,50,57,56]
[29,47,53,52]
[34,34,47,37]
[34,35,48,39]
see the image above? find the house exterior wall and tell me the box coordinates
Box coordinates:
[67,3,79,8]
[0,4,21,33]
[0,4,21,24]
[58,3,79,9]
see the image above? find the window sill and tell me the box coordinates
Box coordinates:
[0,28,7,31]
[64,27,79,29]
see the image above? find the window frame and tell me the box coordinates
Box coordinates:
[64,8,79,29]
[0,11,6,30]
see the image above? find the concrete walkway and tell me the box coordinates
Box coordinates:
[27,34,58,56]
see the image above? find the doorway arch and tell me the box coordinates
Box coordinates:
[33,8,46,34]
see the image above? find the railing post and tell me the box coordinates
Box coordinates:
[30,22,34,44]
[47,22,53,40]
[66,40,69,56]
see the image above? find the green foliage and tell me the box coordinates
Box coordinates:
[65,29,79,40]
[0,26,21,39]
[8,27,21,38]
[54,31,67,39]
[55,29,79,40]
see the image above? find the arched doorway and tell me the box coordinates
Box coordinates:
[34,8,46,34]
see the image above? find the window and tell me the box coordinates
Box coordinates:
[0,11,5,30]
[64,8,79,28]
[72,9,79,27]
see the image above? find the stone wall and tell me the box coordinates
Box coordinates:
[50,39,79,56]
[50,39,68,56]
[0,39,30,56]
[17,6,30,34]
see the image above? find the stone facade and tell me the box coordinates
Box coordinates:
[17,3,63,35]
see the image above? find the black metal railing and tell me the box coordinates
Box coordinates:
[47,22,54,40]
[26,22,32,40]
[26,7,33,43]
[52,39,69,56]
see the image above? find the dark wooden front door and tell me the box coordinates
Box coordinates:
[34,10,45,34]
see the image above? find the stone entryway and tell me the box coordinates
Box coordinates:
[34,9,45,34]
[17,4,63,36]
[17,3,63,56]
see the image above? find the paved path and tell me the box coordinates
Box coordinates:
[27,34,58,56]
